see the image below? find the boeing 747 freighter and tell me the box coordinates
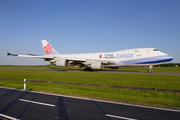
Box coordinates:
[4,40,173,73]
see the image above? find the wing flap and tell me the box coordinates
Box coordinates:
[66,58,87,62]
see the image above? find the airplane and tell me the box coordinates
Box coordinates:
[3,40,173,73]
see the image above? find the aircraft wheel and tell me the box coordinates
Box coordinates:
[84,67,88,71]
[88,68,93,71]
[84,67,93,71]
[148,69,152,73]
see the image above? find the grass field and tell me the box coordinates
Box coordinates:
[0,65,180,110]
[1,65,180,72]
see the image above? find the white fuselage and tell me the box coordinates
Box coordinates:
[45,48,173,67]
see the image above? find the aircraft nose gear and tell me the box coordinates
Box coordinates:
[148,66,153,73]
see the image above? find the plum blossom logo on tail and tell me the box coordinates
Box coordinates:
[44,44,52,54]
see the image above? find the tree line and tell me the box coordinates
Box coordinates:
[154,63,180,67]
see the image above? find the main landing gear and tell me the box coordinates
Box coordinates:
[148,66,153,73]
[84,67,102,71]
[84,67,93,71]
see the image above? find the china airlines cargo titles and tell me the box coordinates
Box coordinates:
[100,53,134,59]
[116,53,134,58]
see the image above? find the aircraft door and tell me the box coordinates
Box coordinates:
[147,49,150,57]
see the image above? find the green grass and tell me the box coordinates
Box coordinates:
[0,66,180,110]
[1,65,180,73]
[0,68,180,90]
[104,67,180,73]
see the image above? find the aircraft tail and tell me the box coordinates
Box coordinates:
[41,40,59,55]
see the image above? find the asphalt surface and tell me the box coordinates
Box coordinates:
[1,67,180,75]
[0,87,180,120]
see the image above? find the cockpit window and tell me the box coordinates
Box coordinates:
[153,49,158,51]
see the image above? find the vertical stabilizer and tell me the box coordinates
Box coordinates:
[41,40,59,55]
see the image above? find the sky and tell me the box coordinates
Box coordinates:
[0,0,180,65]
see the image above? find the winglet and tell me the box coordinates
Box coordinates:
[41,40,59,55]
[3,50,18,56]
[3,50,9,55]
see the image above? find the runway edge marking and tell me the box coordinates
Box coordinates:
[19,99,55,107]
[0,113,20,120]
[1,86,180,113]
[105,114,138,120]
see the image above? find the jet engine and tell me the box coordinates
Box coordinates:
[56,59,69,67]
[90,62,104,70]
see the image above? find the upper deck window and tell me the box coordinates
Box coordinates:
[153,49,158,51]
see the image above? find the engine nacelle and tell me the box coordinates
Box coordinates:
[90,62,104,70]
[56,59,69,67]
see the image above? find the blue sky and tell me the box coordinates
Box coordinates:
[1,0,180,65]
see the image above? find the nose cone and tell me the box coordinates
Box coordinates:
[164,55,173,62]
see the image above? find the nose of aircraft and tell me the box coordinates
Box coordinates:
[164,55,173,62]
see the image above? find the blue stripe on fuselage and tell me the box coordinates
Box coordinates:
[116,55,173,65]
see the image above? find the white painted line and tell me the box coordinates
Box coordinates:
[0,113,19,120]
[19,99,55,107]
[106,114,137,120]
[1,86,180,113]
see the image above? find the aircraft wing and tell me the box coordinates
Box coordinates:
[3,50,54,60]
[3,50,88,62]
[68,57,116,65]
[3,50,116,66]
[65,57,116,64]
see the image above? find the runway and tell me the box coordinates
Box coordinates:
[0,87,180,120]
[1,67,180,75]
